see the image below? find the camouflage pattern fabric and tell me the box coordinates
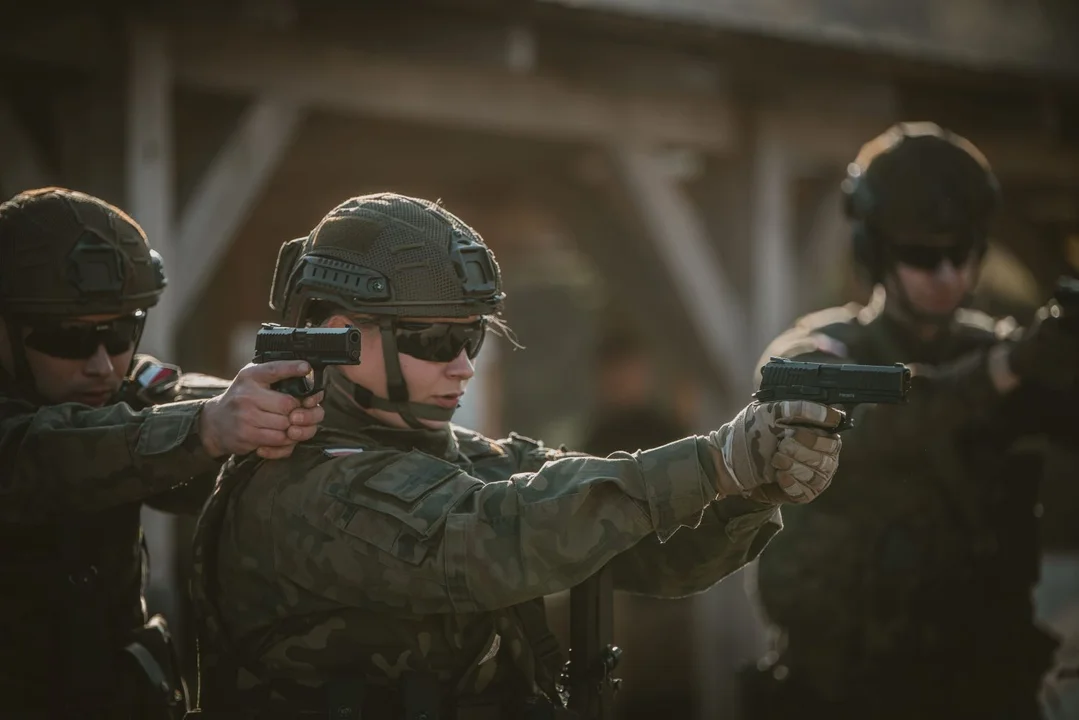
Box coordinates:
[750,293,1064,719]
[707,400,842,505]
[190,367,787,714]
[0,359,227,714]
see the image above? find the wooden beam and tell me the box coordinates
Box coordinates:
[174,97,302,319]
[613,146,749,391]
[169,25,735,153]
[126,20,182,636]
[751,116,799,355]
[0,97,53,196]
[126,21,177,360]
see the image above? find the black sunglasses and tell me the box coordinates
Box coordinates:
[393,319,487,363]
[23,312,145,360]
[888,243,975,271]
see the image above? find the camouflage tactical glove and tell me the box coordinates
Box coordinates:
[706,400,844,504]
[1006,301,1079,392]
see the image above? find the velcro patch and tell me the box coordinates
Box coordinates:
[136,363,180,391]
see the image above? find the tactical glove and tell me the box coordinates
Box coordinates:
[706,400,843,504]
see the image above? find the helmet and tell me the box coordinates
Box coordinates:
[0,187,166,317]
[270,192,503,325]
[269,193,504,428]
[843,122,1000,283]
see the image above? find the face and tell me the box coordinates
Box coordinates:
[886,242,980,318]
[0,313,137,406]
[325,314,478,429]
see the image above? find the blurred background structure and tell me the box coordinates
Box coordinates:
[2,1,1077,717]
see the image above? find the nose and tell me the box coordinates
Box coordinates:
[935,259,960,282]
[83,344,115,376]
[445,348,475,381]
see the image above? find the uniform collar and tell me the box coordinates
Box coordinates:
[321,367,460,460]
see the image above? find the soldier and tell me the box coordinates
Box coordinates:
[0,188,324,718]
[187,192,845,719]
[743,123,1079,719]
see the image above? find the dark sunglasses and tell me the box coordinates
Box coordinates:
[888,243,975,271]
[393,319,487,363]
[23,312,145,360]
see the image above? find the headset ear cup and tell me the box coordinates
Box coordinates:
[851,221,881,284]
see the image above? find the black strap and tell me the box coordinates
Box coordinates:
[346,318,455,426]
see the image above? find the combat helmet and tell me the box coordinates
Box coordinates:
[0,187,166,393]
[269,192,503,427]
[843,122,1000,284]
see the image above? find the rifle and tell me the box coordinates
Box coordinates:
[253,323,361,398]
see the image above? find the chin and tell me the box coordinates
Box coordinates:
[420,418,452,430]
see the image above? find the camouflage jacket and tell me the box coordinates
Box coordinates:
[753,293,1065,699]
[0,355,228,710]
[191,368,781,712]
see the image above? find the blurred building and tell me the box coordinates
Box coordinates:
[2,1,1077,717]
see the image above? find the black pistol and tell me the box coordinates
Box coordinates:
[753,357,912,430]
[253,323,362,398]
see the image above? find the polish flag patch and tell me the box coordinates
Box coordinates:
[322,448,365,457]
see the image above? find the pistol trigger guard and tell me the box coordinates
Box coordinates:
[835,414,855,432]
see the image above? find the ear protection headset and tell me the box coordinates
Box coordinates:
[842,122,1001,284]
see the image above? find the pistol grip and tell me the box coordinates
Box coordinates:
[271,376,314,399]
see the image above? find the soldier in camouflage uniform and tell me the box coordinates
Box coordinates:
[0,188,324,718]
[187,192,845,719]
[743,124,1079,719]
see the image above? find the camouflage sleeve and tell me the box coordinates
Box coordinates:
[123,357,230,515]
[0,397,223,524]
[273,436,724,614]
[608,494,781,598]
[493,432,781,597]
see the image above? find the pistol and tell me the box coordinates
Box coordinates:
[253,323,362,398]
[753,357,912,430]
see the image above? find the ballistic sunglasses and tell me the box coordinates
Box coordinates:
[22,312,145,360]
[888,242,976,271]
[393,319,487,363]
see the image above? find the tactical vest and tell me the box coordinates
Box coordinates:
[188,443,574,720]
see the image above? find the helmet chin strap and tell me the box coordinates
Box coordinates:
[349,317,457,429]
